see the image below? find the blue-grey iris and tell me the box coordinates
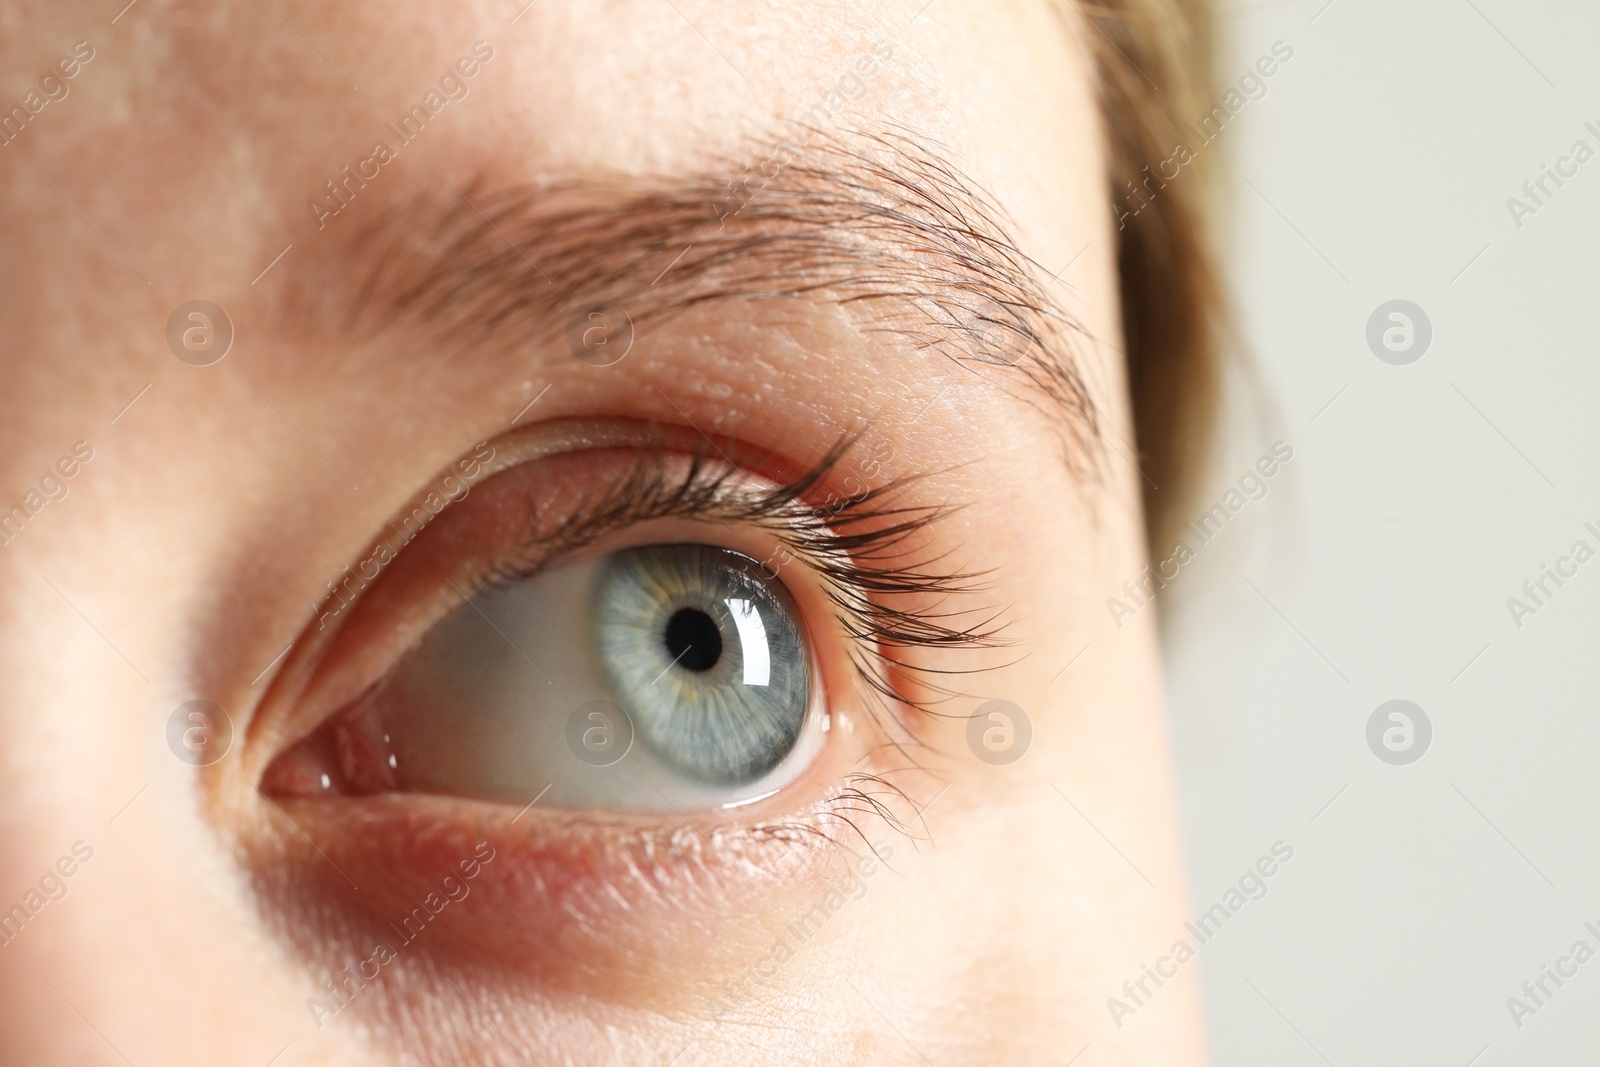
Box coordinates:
[592,544,809,785]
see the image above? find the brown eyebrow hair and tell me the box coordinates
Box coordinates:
[296,127,1102,472]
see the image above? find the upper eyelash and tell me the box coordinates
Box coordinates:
[478,432,1012,731]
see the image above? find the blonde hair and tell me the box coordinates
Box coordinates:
[1073,0,1221,549]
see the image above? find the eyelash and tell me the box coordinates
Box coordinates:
[282,431,1003,855]
[471,433,1008,725]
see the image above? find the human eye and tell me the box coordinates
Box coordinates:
[245,420,988,966]
[268,530,824,813]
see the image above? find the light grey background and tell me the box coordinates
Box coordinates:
[1166,1,1600,1063]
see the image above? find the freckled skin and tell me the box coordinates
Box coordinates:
[0,1,1204,1064]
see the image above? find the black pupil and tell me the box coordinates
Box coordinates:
[665,608,723,672]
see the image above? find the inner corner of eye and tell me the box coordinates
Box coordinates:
[271,540,828,815]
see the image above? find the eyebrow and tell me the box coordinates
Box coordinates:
[304,126,1099,458]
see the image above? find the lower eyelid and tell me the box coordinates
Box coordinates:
[244,755,899,1006]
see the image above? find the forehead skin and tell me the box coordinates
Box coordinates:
[0,1,1202,1065]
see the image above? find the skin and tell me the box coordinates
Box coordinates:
[0,1,1205,1064]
